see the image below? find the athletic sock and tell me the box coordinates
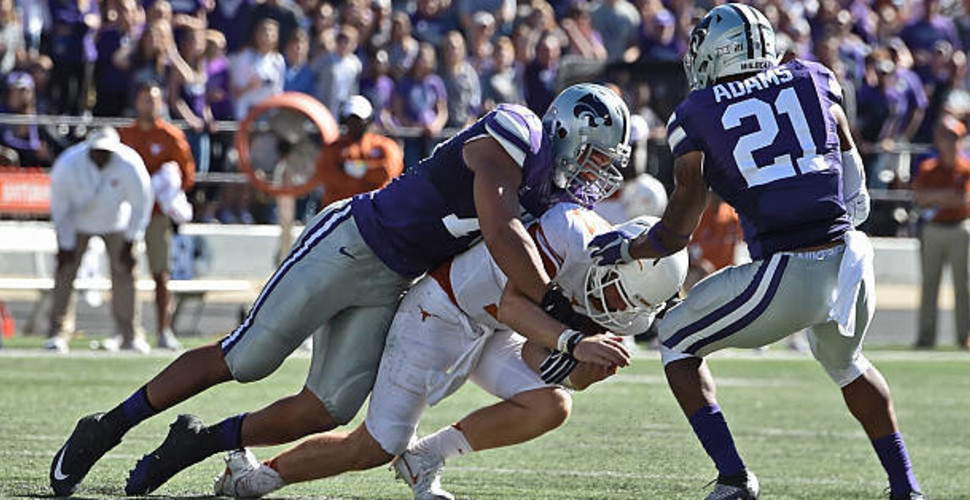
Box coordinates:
[201,413,247,454]
[103,386,157,436]
[688,404,746,477]
[872,432,921,495]
[413,424,473,461]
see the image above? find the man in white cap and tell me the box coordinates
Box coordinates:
[316,95,404,206]
[46,127,154,353]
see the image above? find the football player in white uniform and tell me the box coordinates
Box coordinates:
[212,205,687,499]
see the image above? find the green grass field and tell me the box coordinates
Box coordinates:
[1,347,968,500]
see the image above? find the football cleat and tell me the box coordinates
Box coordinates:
[889,490,927,500]
[125,414,213,495]
[50,413,123,496]
[213,448,285,498]
[392,448,454,500]
[703,470,760,500]
[157,328,183,350]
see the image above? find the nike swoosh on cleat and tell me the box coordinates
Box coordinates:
[53,447,70,481]
[338,246,356,260]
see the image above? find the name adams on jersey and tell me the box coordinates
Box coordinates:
[667,59,851,259]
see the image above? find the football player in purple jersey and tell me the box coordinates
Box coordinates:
[589,4,925,500]
[49,85,634,497]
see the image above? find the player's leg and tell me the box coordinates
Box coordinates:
[808,281,924,499]
[399,331,569,500]
[657,254,828,499]
[214,296,450,497]
[124,205,409,495]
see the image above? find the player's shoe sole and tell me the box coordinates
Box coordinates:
[49,413,122,496]
[125,414,213,495]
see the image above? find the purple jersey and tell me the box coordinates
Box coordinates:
[352,104,559,278]
[667,59,851,259]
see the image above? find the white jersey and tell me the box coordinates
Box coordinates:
[427,202,653,336]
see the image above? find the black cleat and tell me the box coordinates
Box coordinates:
[50,413,123,496]
[125,414,215,495]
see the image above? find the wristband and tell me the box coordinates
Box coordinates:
[556,329,585,355]
[645,221,690,255]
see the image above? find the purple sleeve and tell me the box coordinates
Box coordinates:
[804,60,844,106]
[666,103,702,158]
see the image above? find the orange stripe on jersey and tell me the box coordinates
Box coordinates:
[527,224,560,277]
[428,259,459,306]
[483,304,499,319]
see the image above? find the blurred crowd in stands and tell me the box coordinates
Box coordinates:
[1,0,970,233]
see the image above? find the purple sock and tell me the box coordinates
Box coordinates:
[103,386,158,435]
[872,432,921,495]
[209,413,246,452]
[688,404,746,477]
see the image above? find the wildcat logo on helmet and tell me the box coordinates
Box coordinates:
[573,94,613,128]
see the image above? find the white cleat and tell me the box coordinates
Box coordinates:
[704,470,759,500]
[213,448,284,498]
[392,449,454,500]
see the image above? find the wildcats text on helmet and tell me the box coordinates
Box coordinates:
[712,66,793,103]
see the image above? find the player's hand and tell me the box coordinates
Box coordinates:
[572,334,630,367]
[588,229,635,265]
[567,361,620,390]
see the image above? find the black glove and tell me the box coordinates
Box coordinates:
[540,284,605,335]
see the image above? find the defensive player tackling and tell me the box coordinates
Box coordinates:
[49,85,633,496]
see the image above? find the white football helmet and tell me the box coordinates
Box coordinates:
[584,216,688,332]
[684,3,777,90]
[621,173,668,218]
[543,83,631,207]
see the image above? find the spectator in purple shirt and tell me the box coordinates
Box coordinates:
[50,0,101,114]
[635,5,684,63]
[360,49,395,129]
[387,11,418,80]
[523,31,560,116]
[855,51,909,189]
[0,72,53,167]
[169,25,212,172]
[900,0,960,79]
[391,42,447,166]
[410,0,455,47]
[561,2,606,61]
[208,0,252,54]
[94,0,144,116]
[204,29,233,173]
[888,38,930,142]
[440,31,480,128]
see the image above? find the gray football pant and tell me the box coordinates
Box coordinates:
[659,245,874,387]
[220,200,413,423]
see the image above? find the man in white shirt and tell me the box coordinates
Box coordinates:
[46,127,154,353]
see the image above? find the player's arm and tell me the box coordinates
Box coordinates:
[629,151,708,259]
[464,137,550,303]
[590,151,707,265]
[831,103,870,226]
[498,281,630,367]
